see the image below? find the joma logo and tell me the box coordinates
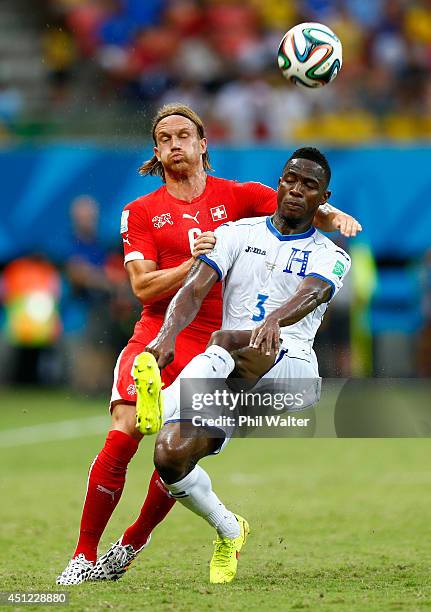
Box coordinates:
[245,245,267,256]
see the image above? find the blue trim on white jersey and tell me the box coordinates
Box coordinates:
[198,254,223,280]
[266,216,315,241]
[305,272,336,299]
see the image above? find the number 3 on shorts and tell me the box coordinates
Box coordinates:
[252,293,269,322]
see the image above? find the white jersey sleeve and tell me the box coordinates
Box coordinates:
[197,222,243,280]
[305,245,351,300]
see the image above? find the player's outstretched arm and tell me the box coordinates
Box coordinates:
[313,203,362,237]
[145,261,219,369]
[126,233,216,305]
[249,276,332,354]
[126,258,195,304]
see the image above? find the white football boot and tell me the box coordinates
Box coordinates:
[56,554,94,585]
[91,535,151,581]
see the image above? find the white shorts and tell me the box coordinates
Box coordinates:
[162,346,321,453]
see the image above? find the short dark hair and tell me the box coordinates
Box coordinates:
[284,147,331,186]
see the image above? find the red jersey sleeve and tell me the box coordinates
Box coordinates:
[232,181,277,218]
[121,200,158,264]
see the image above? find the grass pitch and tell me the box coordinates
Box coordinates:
[0,388,430,611]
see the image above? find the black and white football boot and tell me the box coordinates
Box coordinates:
[56,554,94,585]
[91,535,151,581]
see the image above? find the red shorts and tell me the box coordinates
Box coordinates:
[110,318,211,409]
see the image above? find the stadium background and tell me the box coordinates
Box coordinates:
[1,1,431,609]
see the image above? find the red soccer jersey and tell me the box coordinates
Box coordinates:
[121,175,277,339]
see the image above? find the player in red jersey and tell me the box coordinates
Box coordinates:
[57,104,361,584]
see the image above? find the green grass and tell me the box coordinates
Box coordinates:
[0,389,430,611]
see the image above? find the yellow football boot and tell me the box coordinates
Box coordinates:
[133,352,163,435]
[209,514,250,584]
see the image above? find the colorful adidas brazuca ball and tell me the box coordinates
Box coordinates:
[277,22,342,88]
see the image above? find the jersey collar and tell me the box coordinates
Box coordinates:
[266,216,315,241]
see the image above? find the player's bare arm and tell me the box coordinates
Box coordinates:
[313,203,362,237]
[126,232,216,305]
[145,261,218,368]
[249,276,332,354]
[126,258,194,304]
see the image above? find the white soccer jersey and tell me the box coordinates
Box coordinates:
[199,216,351,358]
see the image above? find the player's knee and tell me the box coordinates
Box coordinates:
[154,429,190,483]
[207,329,235,351]
[111,403,142,440]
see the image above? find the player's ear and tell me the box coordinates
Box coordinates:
[154,145,161,162]
[321,190,331,204]
[200,138,207,154]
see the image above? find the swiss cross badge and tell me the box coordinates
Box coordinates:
[210,205,227,222]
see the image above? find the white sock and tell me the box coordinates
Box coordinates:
[163,346,235,421]
[165,465,240,539]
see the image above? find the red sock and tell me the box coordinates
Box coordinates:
[122,469,176,550]
[73,430,139,562]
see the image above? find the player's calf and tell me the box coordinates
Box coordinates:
[159,461,249,583]
[154,422,219,484]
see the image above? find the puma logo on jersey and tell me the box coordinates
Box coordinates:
[123,235,131,246]
[152,213,173,229]
[183,211,200,224]
[245,245,266,256]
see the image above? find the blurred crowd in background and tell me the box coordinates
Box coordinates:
[0,195,140,393]
[0,0,430,392]
[1,0,431,141]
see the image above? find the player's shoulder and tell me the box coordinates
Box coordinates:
[209,176,273,194]
[232,179,275,197]
[208,176,265,188]
[217,216,267,232]
[233,215,268,227]
[207,175,235,188]
[123,186,165,213]
[230,178,273,190]
[312,230,351,262]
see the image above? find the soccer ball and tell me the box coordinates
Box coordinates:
[277,22,342,88]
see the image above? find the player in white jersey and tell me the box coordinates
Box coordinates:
[201,214,349,363]
[137,147,351,584]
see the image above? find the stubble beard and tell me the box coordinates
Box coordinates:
[164,154,200,181]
